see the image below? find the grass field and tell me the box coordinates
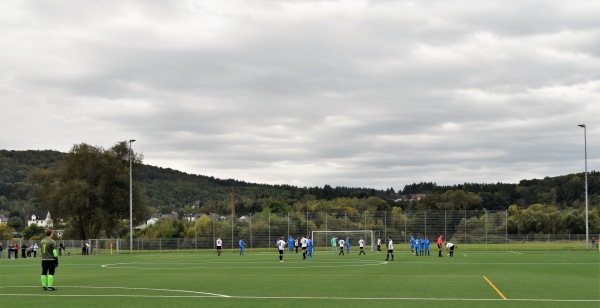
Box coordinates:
[1,247,598,307]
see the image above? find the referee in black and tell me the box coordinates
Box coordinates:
[41,229,59,291]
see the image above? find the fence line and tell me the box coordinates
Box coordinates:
[1,210,598,255]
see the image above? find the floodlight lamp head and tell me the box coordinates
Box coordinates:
[129,139,136,143]
[578,124,586,128]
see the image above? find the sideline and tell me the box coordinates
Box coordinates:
[0,286,598,303]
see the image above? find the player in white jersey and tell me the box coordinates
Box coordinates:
[446,242,455,257]
[300,236,308,259]
[216,238,223,256]
[276,237,286,262]
[338,239,345,255]
[377,237,382,253]
[358,238,366,255]
[385,236,394,261]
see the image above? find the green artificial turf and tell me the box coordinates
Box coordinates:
[1,247,598,307]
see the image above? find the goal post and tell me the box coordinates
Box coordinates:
[311,230,376,252]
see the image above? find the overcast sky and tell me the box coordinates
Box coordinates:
[1,0,599,190]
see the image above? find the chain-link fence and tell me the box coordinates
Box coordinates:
[1,210,597,256]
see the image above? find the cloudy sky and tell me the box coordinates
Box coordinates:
[1,0,599,190]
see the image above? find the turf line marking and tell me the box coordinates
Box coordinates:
[0,286,229,298]
[0,293,598,302]
[463,253,467,257]
[483,276,507,300]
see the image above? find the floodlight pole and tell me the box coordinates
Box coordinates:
[129,139,136,253]
[578,124,589,250]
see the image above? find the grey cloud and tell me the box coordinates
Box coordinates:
[1,0,598,189]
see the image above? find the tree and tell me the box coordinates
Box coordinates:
[29,142,149,239]
[7,217,23,231]
[0,224,14,240]
[265,199,292,214]
[417,190,483,211]
[22,224,45,240]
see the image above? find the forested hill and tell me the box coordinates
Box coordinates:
[1,149,597,218]
[0,150,393,215]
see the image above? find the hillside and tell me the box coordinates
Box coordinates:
[0,150,392,216]
[1,149,598,220]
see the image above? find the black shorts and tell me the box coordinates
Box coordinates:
[41,260,56,276]
[449,246,455,251]
[387,249,393,253]
[217,246,222,250]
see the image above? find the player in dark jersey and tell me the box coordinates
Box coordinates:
[40,229,59,291]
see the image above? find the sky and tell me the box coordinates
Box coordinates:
[1,0,599,191]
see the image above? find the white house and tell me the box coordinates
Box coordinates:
[28,211,53,228]
[134,212,179,231]
[184,213,201,222]
[0,213,8,226]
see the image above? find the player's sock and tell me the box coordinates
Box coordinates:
[47,275,53,287]
[41,275,47,287]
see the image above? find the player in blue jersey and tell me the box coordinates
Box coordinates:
[239,237,246,255]
[425,237,430,256]
[410,235,415,255]
[345,237,350,254]
[414,237,420,256]
[307,236,313,260]
[288,236,294,253]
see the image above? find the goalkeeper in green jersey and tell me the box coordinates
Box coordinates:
[40,229,59,291]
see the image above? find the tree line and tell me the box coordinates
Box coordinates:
[0,145,598,240]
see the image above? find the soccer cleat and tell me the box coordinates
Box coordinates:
[46,287,57,291]
[43,287,48,291]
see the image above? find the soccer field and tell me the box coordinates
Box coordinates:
[1,248,598,307]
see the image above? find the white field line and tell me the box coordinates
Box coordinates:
[0,287,598,303]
